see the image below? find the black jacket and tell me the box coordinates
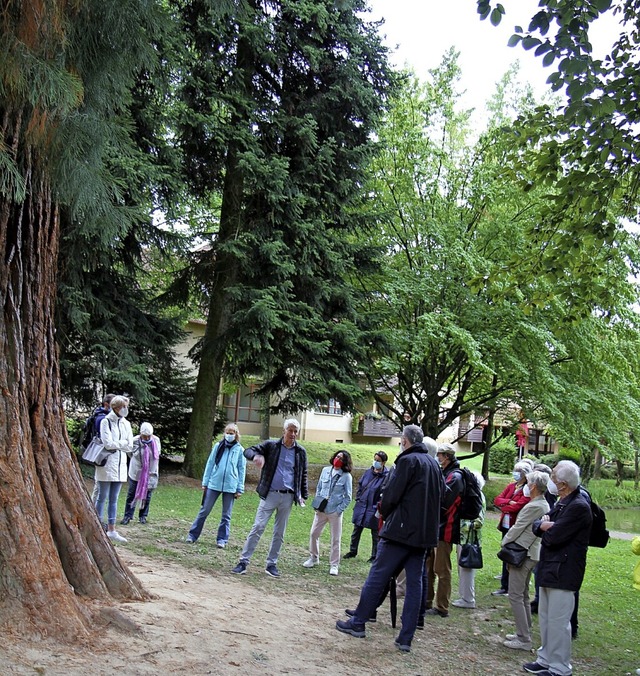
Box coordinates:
[244,438,308,505]
[439,460,465,544]
[379,442,444,549]
[533,487,592,591]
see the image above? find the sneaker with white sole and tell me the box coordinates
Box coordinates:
[329,565,339,576]
[503,638,532,651]
[452,599,476,609]
[302,557,319,568]
[107,530,127,543]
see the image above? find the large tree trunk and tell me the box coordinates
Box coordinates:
[0,121,147,639]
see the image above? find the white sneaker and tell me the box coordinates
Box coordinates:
[302,557,319,568]
[503,638,532,651]
[107,530,127,543]
[452,599,475,609]
[505,634,517,640]
[329,565,339,576]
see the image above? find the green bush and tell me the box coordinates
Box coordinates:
[488,439,517,474]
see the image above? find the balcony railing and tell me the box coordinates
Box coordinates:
[358,417,401,438]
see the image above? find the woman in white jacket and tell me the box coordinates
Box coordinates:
[95,395,133,543]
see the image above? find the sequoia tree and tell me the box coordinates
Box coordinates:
[0,0,160,636]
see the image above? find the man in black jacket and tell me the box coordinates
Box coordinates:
[231,418,308,578]
[335,425,443,652]
[524,460,592,676]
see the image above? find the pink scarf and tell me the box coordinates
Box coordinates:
[134,437,159,504]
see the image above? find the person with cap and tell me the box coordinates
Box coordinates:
[120,422,161,525]
[424,443,465,618]
[335,425,443,653]
[186,423,245,546]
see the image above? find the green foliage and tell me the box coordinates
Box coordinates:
[584,479,640,507]
[488,438,517,475]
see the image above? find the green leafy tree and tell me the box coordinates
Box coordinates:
[173,0,395,477]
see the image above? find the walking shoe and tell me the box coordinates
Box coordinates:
[302,557,319,568]
[120,517,131,525]
[345,608,376,623]
[503,638,532,651]
[416,616,424,629]
[494,573,502,579]
[186,536,196,543]
[523,662,549,674]
[425,607,448,618]
[265,564,281,578]
[217,542,226,549]
[107,530,127,543]
[335,619,365,638]
[506,634,517,640]
[329,565,339,576]
[394,639,411,653]
[139,516,147,524]
[452,599,476,609]
[231,561,248,574]
[492,588,508,596]
[367,556,376,563]
[342,552,356,559]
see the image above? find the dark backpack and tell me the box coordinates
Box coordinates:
[457,467,484,520]
[581,487,610,548]
[78,411,100,450]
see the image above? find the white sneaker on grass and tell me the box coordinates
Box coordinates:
[329,566,339,576]
[302,557,319,568]
[107,530,127,543]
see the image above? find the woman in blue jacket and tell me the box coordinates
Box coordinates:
[302,450,353,576]
[186,423,246,547]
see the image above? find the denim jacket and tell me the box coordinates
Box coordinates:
[315,466,352,514]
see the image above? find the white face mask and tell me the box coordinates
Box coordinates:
[523,485,531,498]
[512,471,521,482]
[547,479,559,495]
[118,407,129,418]
[373,460,382,470]
[224,433,236,443]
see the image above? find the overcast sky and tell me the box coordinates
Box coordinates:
[366,0,620,124]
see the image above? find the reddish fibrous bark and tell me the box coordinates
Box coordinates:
[0,110,148,640]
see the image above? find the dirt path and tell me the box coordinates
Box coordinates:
[1,548,526,676]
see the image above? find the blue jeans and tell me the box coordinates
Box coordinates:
[96,481,123,526]
[123,478,154,520]
[352,539,427,646]
[189,489,236,544]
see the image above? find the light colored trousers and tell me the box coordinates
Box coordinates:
[240,491,294,566]
[309,510,343,567]
[537,586,575,676]
[456,544,477,606]
[507,557,537,644]
[426,540,453,612]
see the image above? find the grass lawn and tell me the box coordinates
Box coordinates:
[106,461,640,676]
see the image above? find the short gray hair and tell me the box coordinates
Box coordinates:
[554,460,581,489]
[526,470,550,494]
[283,418,301,433]
[402,425,424,445]
[110,395,129,411]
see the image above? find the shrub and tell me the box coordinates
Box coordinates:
[488,439,517,475]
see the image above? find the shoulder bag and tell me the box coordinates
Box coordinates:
[458,528,483,569]
[497,541,528,567]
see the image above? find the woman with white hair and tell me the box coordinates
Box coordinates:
[121,422,161,525]
[501,470,550,650]
[453,471,486,609]
[96,395,133,543]
[492,458,534,595]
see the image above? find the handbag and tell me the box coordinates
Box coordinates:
[81,436,112,467]
[311,495,328,512]
[459,530,483,569]
[497,541,528,567]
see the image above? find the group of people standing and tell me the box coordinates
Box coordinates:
[89,393,160,543]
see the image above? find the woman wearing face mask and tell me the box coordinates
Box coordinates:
[303,450,353,576]
[186,423,245,547]
[492,459,534,595]
[121,422,161,525]
[500,471,550,651]
[343,452,389,563]
[96,395,134,543]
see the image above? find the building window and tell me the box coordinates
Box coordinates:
[315,399,342,415]
[223,385,261,423]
